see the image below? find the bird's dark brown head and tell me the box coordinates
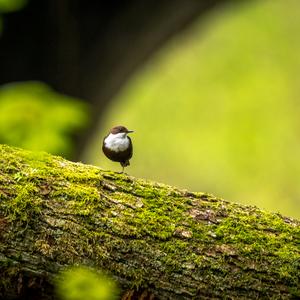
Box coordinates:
[110,126,134,134]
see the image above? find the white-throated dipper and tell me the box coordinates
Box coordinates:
[102,125,134,173]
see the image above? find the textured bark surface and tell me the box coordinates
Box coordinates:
[0,144,299,299]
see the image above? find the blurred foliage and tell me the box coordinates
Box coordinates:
[0,0,28,35]
[0,0,27,13]
[85,0,300,218]
[0,81,89,158]
[56,266,119,300]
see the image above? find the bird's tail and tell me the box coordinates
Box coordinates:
[121,160,130,167]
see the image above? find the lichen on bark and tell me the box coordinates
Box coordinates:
[0,144,299,299]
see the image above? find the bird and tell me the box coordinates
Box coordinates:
[102,125,134,173]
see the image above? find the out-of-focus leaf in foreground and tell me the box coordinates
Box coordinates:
[56,267,119,300]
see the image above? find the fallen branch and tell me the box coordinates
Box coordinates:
[0,145,299,299]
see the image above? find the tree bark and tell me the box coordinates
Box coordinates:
[0,144,299,299]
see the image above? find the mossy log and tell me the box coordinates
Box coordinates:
[0,144,299,299]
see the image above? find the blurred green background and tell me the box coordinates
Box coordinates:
[84,0,300,218]
[0,82,88,157]
[1,0,300,219]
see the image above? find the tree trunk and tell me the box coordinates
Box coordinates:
[0,144,299,299]
[0,0,240,160]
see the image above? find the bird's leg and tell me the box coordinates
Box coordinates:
[118,162,125,174]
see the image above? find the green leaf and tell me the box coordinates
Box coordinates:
[56,267,119,300]
[0,81,89,158]
[0,0,27,13]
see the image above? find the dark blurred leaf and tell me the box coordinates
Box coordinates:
[0,0,27,13]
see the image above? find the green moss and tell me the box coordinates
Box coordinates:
[4,182,41,222]
[0,144,299,298]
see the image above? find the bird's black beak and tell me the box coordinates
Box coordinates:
[127,130,134,133]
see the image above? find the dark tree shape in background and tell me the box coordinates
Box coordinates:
[0,0,237,159]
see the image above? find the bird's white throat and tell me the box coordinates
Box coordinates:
[104,133,130,152]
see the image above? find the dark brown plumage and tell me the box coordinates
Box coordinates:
[102,126,133,173]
